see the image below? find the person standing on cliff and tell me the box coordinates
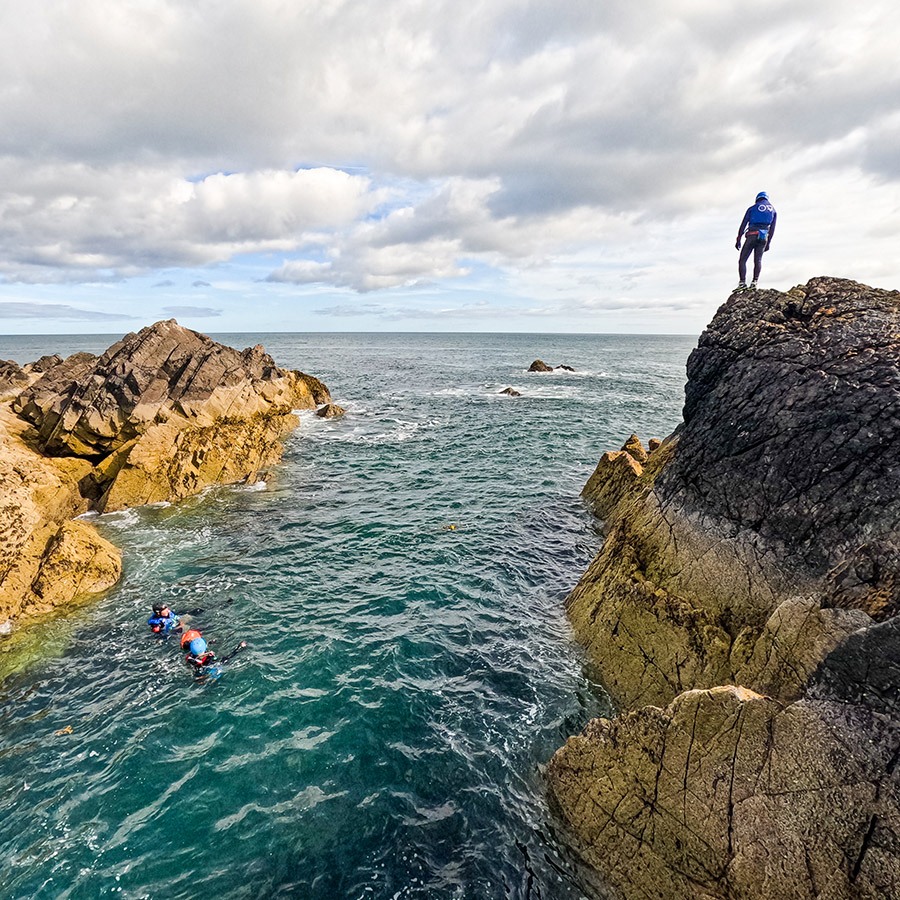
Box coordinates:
[734,191,777,290]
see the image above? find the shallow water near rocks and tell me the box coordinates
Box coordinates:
[0,332,692,899]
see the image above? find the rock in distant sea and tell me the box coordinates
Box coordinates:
[527,359,575,372]
[1,319,331,625]
[547,277,900,899]
[499,387,521,397]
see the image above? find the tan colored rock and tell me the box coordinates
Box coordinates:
[552,278,900,898]
[731,597,871,701]
[25,520,121,616]
[581,450,643,518]
[1,320,330,626]
[96,410,299,511]
[548,687,900,899]
[0,407,119,624]
[15,320,331,513]
[622,433,648,464]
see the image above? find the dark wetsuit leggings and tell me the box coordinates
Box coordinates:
[739,235,765,282]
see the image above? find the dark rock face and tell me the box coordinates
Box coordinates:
[26,354,64,374]
[499,387,521,396]
[0,360,30,400]
[548,278,900,899]
[667,277,900,618]
[527,360,574,372]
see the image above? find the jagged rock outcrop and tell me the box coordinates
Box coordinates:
[548,278,900,899]
[14,319,330,511]
[1,319,330,628]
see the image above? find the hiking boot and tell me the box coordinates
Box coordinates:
[734,282,747,291]
[749,282,758,289]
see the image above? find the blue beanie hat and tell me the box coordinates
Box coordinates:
[189,637,207,655]
[756,191,769,200]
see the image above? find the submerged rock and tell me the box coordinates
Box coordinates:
[548,277,900,898]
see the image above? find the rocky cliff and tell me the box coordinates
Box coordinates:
[547,277,900,899]
[1,320,330,628]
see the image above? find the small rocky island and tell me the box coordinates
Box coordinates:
[0,320,330,627]
[548,277,900,899]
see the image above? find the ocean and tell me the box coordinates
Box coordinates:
[0,332,694,899]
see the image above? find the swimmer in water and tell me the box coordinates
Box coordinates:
[147,603,181,635]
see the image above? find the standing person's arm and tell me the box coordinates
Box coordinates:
[736,209,750,249]
[765,211,777,250]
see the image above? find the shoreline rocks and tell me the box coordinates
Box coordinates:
[1,319,330,630]
[548,277,900,898]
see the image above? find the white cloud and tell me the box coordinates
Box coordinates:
[0,0,897,329]
[0,301,135,321]
[0,164,375,282]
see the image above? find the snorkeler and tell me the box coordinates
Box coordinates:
[147,603,181,634]
[183,633,248,675]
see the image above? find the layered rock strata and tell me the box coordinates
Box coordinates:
[1,319,330,626]
[547,277,900,899]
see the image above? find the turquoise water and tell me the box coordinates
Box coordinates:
[0,333,693,899]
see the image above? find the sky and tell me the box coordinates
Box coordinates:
[0,0,898,335]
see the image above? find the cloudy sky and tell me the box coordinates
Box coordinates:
[0,0,898,335]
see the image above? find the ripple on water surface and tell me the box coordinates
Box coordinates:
[0,332,693,899]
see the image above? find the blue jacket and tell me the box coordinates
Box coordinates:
[737,200,777,246]
[148,612,180,633]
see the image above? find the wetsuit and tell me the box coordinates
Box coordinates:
[736,200,777,283]
[185,650,217,673]
[148,611,181,634]
[185,642,247,674]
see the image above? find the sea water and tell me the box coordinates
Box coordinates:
[0,332,693,899]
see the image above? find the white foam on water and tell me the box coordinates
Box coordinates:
[96,508,141,528]
[240,480,269,492]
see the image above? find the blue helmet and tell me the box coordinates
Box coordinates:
[756,191,769,201]
[189,637,207,656]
